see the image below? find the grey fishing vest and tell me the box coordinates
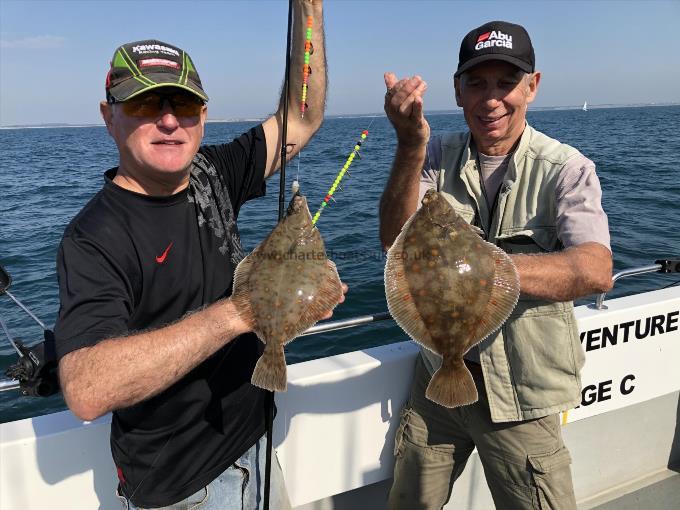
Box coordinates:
[421,124,585,422]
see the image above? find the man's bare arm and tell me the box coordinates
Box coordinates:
[262,0,326,177]
[379,72,429,250]
[379,144,426,250]
[512,242,613,302]
[59,298,250,421]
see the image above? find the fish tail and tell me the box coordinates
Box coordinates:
[251,344,287,392]
[425,359,478,408]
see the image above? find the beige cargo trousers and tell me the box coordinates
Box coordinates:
[388,354,576,509]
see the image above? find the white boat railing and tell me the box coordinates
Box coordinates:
[594,259,679,310]
[593,264,662,310]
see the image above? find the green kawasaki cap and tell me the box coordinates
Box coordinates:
[105,39,209,102]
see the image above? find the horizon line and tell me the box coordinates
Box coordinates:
[1,101,678,129]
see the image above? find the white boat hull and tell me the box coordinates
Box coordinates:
[2,287,679,509]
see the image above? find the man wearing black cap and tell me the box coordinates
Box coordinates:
[380,21,612,509]
[53,1,335,509]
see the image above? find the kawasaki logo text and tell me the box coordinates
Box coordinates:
[132,44,180,57]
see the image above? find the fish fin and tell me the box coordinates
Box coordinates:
[251,344,287,392]
[232,236,275,326]
[232,243,264,297]
[384,215,431,346]
[426,358,478,408]
[231,253,259,327]
[470,244,520,344]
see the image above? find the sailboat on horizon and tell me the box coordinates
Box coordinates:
[582,100,588,111]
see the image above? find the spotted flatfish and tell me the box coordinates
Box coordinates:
[385,189,519,407]
[231,193,343,392]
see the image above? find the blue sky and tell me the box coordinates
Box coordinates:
[1,0,679,126]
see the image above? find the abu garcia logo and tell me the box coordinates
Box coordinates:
[475,30,513,50]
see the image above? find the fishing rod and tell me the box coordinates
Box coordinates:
[277,0,294,222]
[0,263,59,397]
[263,0,295,507]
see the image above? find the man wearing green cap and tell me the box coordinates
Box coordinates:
[53,1,335,509]
[381,20,612,509]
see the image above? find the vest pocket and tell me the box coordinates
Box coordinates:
[496,227,558,255]
[503,303,582,412]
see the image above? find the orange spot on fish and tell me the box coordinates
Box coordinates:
[479,279,487,286]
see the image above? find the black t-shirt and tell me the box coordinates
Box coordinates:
[54,125,268,507]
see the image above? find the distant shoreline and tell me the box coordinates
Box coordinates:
[2,102,678,129]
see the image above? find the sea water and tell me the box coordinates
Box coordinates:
[1,106,679,422]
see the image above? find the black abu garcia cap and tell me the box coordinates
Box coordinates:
[454,21,535,78]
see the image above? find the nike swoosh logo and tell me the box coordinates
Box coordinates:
[156,242,173,264]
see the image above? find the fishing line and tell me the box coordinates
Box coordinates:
[295,141,301,184]
[300,15,313,118]
[294,16,313,192]
[292,131,303,194]
[311,117,375,226]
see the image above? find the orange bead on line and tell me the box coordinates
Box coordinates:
[301,16,313,116]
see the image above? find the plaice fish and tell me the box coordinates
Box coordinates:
[231,193,343,392]
[385,189,520,407]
